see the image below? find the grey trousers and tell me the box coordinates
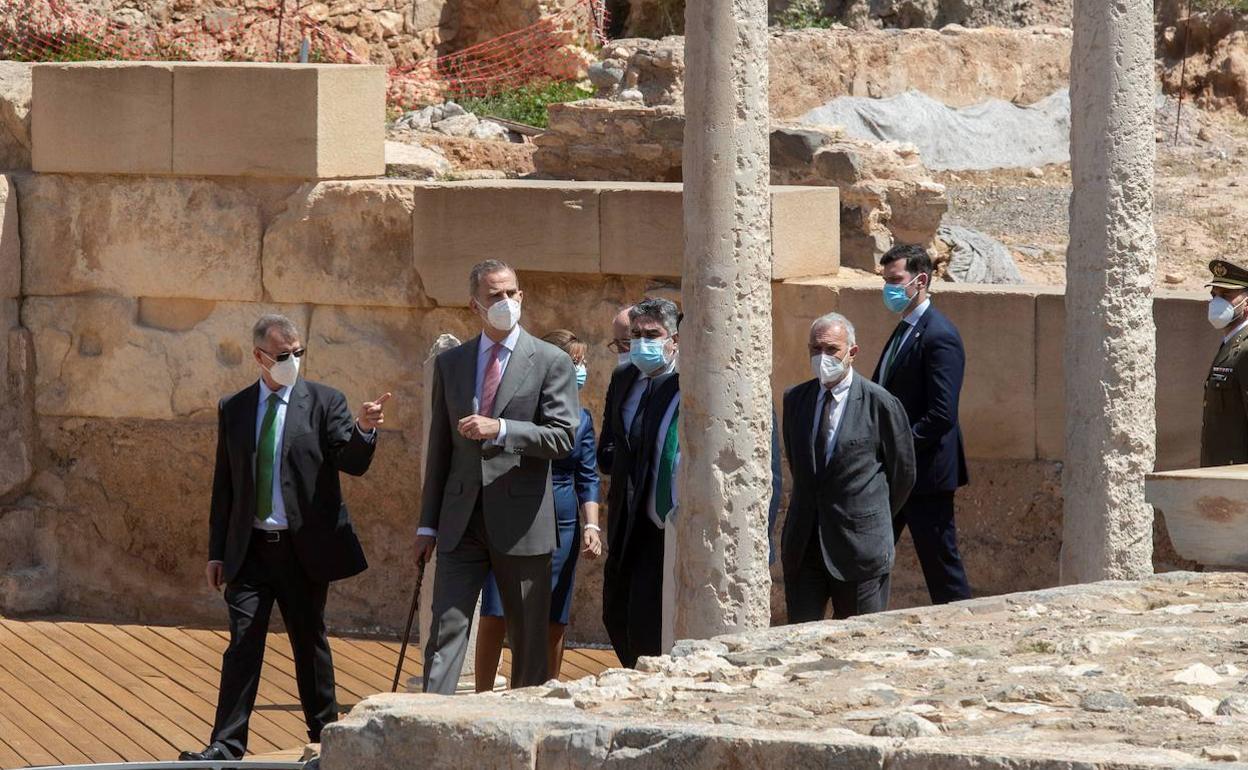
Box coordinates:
[422,507,552,693]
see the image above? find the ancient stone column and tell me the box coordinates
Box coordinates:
[1061,0,1156,583]
[674,0,773,640]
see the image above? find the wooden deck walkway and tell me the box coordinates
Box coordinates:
[0,618,619,769]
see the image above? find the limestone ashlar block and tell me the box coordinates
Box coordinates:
[771,186,839,279]
[17,175,263,301]
[172,63,386,179]
[837,282,1038,461]
[31,62,174,174]
[1033,291,1064,461]
[264,181,424,308]
[22,296,309,421]
[0,175,17,299]
[412,181,602,306]
[1146,465,1248,568]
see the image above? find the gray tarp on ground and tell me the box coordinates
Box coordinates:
[938,224,1024,284]
[801,88,1072,171]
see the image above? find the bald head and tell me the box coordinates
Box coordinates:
[612,306,632,341]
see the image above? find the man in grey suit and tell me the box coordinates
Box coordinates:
[781,312,916,621]
[415,259,579,692]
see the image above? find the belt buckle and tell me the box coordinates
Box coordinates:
[264,530,281,543]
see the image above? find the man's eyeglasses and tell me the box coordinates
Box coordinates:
[607,339,631,354]
[259,347,306,363]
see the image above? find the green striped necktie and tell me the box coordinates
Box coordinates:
[656,405,679,522]
[256,392,280,521]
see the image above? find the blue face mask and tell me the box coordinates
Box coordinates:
[575,363,588,389]
[630,337,670,374]
[883,275,920,313]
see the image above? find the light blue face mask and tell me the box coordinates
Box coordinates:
[575,363,588,389]
[883,275,920,313]
[630,337,669,374]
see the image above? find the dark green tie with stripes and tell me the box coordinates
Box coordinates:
[256,392,280,521]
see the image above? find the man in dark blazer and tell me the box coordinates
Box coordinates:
[416,260,578,693]
[181,314,387,761]
[872,243,973,605]
[597,298,681,667]
[783,311,915,621]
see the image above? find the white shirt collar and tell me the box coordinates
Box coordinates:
[1224,317,1248,345]
[480,324,522,352]
[904,297,932,327]
[822,367,854,399]
[258,378,292,404]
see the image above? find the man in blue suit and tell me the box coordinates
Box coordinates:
[872,244,972,605]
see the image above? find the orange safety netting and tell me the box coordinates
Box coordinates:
[0,0,607,106]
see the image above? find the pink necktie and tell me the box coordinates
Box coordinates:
[480,343,503,417]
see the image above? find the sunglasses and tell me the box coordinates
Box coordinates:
[259,347,306,363]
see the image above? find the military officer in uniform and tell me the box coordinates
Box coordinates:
[1201,259,1248,467]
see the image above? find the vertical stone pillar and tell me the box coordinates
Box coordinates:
[674,0,773,639]
[1061,0,1156,583]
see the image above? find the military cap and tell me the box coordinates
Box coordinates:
[1207,259,1248,289]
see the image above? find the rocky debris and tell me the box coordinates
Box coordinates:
[1157,2,1248,115]
[394,130,537,177]
[393,102,518,143]
[0,61,31,171]
[936,224,1024,285]
[1204,745,1243,762]
[323,573,1248,770]
[383,141,451,180]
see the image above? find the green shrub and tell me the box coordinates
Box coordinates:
[773,0,835,29]
[455,80,593,129]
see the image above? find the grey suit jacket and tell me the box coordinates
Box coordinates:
[419,327,579,556]
[781,374,916,582]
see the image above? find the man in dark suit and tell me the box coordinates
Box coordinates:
[181,314,388,761]
[783,312,915,621]
[872,243,973,605]
[597,298,681,667]
[416,259,579,693]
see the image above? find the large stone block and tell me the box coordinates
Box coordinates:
[1146,465,1248,568]
[172,63,386,178]
[0,62,32,171]
[1034,291,1064,461]
[22,296,309,420]
[18,175,263,301]
[412,181,603,306]
[0,175,17,299]
[0,298,34,498]
[31,63,174,174]
[772,186,840,279]
[264,181,424,308]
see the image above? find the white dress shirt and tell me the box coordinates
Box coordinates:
[622,357,676,434]
[418,326,521,540]
[255,379,292,531]
[880,298,931,381]
[810,368,855,575]
[646,392,681,529]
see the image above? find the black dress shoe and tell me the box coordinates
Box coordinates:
[178,745,236,762]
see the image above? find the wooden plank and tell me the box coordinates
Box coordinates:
[0,663,94,765]
[340,639,423,692]
[155,627,307,709]
[0,624,169,761]
[0,628,150,763]
[326,637,409,681]
[0,711,60,767]
[22,621,214,753]
[0,735,27,769]
[3,621,187,758]
[88,623,301,752]
[210,629,379,702]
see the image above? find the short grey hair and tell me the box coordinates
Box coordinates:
[253,314,300,347]
[810,312,856,345]
[630,298,680,336]
[469,259,516,297]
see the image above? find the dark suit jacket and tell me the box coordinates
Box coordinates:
[781,375,915,582]
[871,305,969,494]
[209,379,374,584]
[419,328,578,556]
[597,365,678,572]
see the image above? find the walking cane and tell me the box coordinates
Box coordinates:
[391,560,426,692]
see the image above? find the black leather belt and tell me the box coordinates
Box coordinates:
[254,529,287,543]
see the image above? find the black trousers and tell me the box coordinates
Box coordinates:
[785,529,891,623]
[893,491,972,605]
[602,518,664,668]
[211,530,336,758]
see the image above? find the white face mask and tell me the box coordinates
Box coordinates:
[811,352,849,387]
[262,351,301,388]
[1209,296,1242,330]
[480,297,521,332]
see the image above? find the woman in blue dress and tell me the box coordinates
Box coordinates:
[474,329,602,690]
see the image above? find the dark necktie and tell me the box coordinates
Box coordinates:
[812,390,834,471]
[879,321,909,382]
[628,379,653,449]
[256,392,280,521]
